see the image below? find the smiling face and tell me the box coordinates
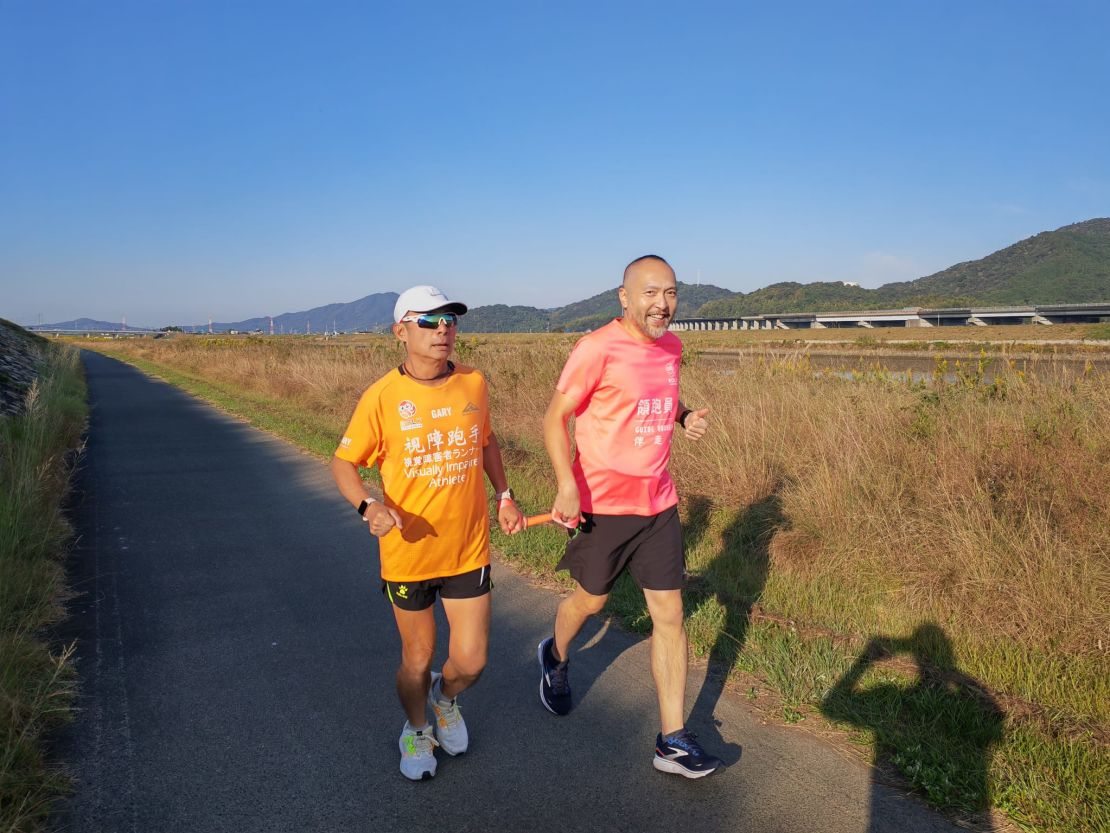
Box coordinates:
[619,257,678,341]
[393,310,457,364]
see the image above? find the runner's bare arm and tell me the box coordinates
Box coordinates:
[483,435,525,535]
[542,390,582,527]
[329,456,403,536]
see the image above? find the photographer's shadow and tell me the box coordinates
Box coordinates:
[821,623,1005,831]
[683,492,779,766]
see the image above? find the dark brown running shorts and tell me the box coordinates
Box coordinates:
[555,506,685,596]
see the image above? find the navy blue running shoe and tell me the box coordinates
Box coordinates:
[538,637,572,715]
[653,729,721,778]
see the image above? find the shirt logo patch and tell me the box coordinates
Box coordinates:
[431,407,452,419]
[340,436,352,448]
[462,401,480,414]
[398,399,423,431]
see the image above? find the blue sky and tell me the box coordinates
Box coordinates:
[3,1,1108,327]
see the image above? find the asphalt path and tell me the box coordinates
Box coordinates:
[54,350,966,833]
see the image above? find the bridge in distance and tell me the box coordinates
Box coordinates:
[672,302,1110,331]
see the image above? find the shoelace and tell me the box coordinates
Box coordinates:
[433,698,463,729]
[548,662,570,695]
[404,731,439,757]
[664,730,705,758]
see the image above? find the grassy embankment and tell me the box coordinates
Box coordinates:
[79,332,1108,833]
[1,325,86,832]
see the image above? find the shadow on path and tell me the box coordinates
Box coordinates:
[683,492,779,766]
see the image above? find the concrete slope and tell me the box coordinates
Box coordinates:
[54,350,964,833]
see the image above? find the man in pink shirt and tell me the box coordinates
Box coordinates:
[538,254,720,778]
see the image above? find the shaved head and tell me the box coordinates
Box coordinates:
[623,254,672,287]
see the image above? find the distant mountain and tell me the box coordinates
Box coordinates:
[184,292,398,334]
[698,218,1110,318]
[460,304,550,333]
[877,218,1110,306]
[29,317,151,332]
[696,282,878,317]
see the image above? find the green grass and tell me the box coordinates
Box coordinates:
[1,335,86,833]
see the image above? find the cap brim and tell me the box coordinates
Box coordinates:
[423,301,467,316]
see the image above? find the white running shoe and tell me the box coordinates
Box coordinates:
[428,671,469,755]
[398,721,438,781]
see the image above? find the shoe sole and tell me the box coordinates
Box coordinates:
[653,756,718,779]
[401,768,436,781]
[537,640,570,716]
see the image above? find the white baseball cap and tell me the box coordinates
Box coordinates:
[393,285,469,323]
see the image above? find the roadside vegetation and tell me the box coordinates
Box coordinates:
[1,323,86,833]
[80,332,1108,833]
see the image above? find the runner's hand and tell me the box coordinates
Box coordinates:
[551,484,581,529]
[498,499,526,535]
[366,503,403,537]
[683,407,711,441]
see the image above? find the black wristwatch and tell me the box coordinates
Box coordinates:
[496,488,515,502]
[357,498,376,517]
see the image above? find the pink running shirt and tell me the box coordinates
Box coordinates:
[556,319,682,515]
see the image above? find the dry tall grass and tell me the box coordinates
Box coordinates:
[82,332,1109,828]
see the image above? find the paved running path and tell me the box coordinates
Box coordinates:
[54,351,965,833]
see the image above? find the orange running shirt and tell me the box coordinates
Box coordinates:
[556,319,681,516]
[335,366,492,582]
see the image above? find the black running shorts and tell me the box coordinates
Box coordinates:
[382,565,493,612]
[555,506,685,596]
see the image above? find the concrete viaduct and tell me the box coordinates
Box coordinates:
[671,302,1110,331]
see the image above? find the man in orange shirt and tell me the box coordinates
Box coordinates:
[538,255,721,778]
[332,285,524,781]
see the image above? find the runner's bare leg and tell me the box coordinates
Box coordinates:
[392,606,436,725]
[644,588,687,735]
[553,582,609,661]
[439,593,491,700]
